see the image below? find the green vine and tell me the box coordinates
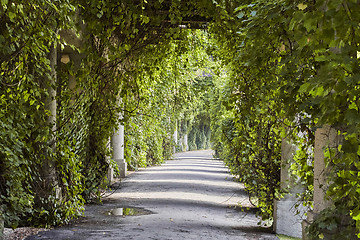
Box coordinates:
[1,1,360,238]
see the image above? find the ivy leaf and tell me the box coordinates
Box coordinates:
[142,15,150,24]
[351,207,360,221]
[297,3,307,10]
[315,55,328,62]
[234,5,248,12]
[298,82,310,93]
[345,109,360,124]
[96,11,103,18]
[1,0,8,7]
[8,11,16,22]
[237,12,244,19]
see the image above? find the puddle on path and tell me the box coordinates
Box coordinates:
[106,207,153,217]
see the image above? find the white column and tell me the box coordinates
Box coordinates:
[313,125,340,213]
[41,44,59,198]
[173,121,178,153]
[106,137,114,183]
[183,134,188,151]
[274,137,307,238]
[112,117,127,178]
[302,125,341,239]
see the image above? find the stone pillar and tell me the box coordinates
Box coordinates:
[106,137,114,183]
[107,165,114,183]
[112,117,127,178]
[40,43,58,198]
[183,134,188,151]
[173,122,178,153]
[302,125,341,239]
[274,138,307,238]
[313,125,339,213]
[47,44,57,130]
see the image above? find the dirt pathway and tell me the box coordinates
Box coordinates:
[27,150,278,240]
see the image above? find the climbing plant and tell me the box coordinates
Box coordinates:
[0,0,219,228]
[0,0,83,227]
[208,0,286,222]
[1,1,359,238]
[186,76,214,151]
[209,0,360,238]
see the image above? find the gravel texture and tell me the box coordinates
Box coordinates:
[4,227,47,240]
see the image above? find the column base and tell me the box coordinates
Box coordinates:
[274,197,307,238]
[107,166,114,184]
[115,159,127,178]
[302,210,314,240]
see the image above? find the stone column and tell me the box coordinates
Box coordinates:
[47,44,57,131]
[112,114,127,178]
[183,134,188,152]
[106,137,114,183]
[107,163,114,183]
[313,125,339,213]
[274,137,307,238]
[173,121,178,153]
[40,43,58,198]
[302,125,341,239]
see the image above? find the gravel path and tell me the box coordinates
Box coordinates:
[26,150,278,240]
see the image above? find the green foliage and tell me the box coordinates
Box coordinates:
[307,205,357,239]
[209,0,286,221]
[124,29,217,167]
[188,128,199,151]
[0,0,82,227]
[2,0,359,237]
[122,31,212,169]
[280,0,360,237]
[178,74,215,151]
[0,0,217,228]
[187,115,212,151]
[209,0,360,237]
[277,234,301,240]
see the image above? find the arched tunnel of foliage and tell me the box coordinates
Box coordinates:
[1,0,360,239]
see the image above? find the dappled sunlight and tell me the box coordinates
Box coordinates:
[113,154,254,210]
[125,179,240,188]
[111,190,252,207]
[141,170,229,178]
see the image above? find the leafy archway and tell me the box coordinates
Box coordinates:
[1,1,360,239]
